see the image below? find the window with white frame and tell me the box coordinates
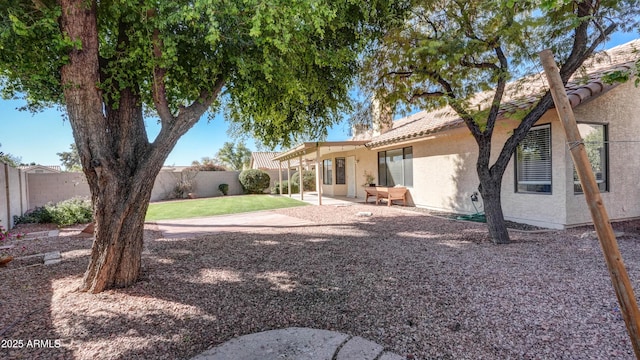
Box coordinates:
[378,146,413,187]
[574,123,608,193]
[335,157,346,185]
[515,124,552,193]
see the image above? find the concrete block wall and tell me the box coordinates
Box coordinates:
[0,162,28,228]
[151,171,244,201]
[27,173,91,208]
[0,168,289,226]
[192,171,243,198]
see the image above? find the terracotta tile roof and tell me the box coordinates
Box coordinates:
[251,152,299,169]
[367,39,639,148]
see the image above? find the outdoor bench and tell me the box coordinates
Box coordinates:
[364,187,378,203]
[375,186,408,207]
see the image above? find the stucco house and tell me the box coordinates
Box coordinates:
[17,165,61,174]
[274,39,640,229]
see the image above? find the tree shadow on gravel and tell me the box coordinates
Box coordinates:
[0,249,86,360]
[6,208,640,359]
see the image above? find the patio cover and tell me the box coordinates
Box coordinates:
[273,141,369,205]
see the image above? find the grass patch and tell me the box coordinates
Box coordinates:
[146,195,307,221]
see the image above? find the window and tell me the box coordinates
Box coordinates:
[378,147,413,187]
[574,123,608,193]
[323,159,332,185]
[335,157,346,184]
[516,124,552,193]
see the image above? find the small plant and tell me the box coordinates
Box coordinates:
[173,171,198,199]
[363,170,376,187]
[239,169,271,194]
[218,183,229,196]
[0,220,24,259]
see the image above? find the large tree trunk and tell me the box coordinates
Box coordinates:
[81,164,158,291]
[478,176,510,244]
[59,0,212,293]
[475,134,511,245]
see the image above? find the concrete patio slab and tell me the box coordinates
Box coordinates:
[190,328,402,360]
[151,211,314,239]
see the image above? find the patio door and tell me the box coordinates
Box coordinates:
[347,156,356,198]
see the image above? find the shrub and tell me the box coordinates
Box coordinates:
[47,197,93,226]
[14,206,53,225]
[239,169,271,194]
[291,170,316,191]
[14,197,93,227]
[218,183,229,195]
[189,163,227,171]
[271,180,298,194]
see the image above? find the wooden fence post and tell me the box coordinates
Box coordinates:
[539,49,640,359]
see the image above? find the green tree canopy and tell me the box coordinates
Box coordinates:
[0,143,21,167]
[189,157,227,171]
[0,0,406,292]
[215,142,252,171]
[57,143,82,172]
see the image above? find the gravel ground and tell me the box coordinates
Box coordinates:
[2,204,640,359]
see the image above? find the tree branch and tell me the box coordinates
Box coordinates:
[460,58,499,70]
[148,9,174,126]
[385,70,414,79]
[409,90,446,102]
[484,45,508,135]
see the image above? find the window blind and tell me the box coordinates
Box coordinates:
[516,125,551,193]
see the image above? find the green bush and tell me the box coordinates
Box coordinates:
[271,180,298,194]
[218,183,229,195]
[291,170,316,191]
[14,206,52,225]
[239,169,271,194]
[14,197,93,227]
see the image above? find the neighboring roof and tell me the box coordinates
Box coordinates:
[18,165,62,173]
[160,166,193,172]
[250,152,300,169]
[367,39,640,148]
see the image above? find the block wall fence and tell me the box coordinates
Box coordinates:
[0,162,289,229]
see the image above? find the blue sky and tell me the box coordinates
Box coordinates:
[0,31,638,167]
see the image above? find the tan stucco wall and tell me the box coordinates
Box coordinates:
[565,81,640,226]
[367,130,475,210]
[500,113,569,229]
[319,147,376,199]
[368,113,570,228]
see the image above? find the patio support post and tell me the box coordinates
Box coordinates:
[541,49,640,359]
[316,146,322,205]
[298,154,304,200]
[278,161,282,195]
[287,159,291,197]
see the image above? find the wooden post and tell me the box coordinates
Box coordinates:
[540,49,640,359]
[298,154,304,201]
[287,159,291,197]
[278,161,282,195]
[316,146,322,205]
